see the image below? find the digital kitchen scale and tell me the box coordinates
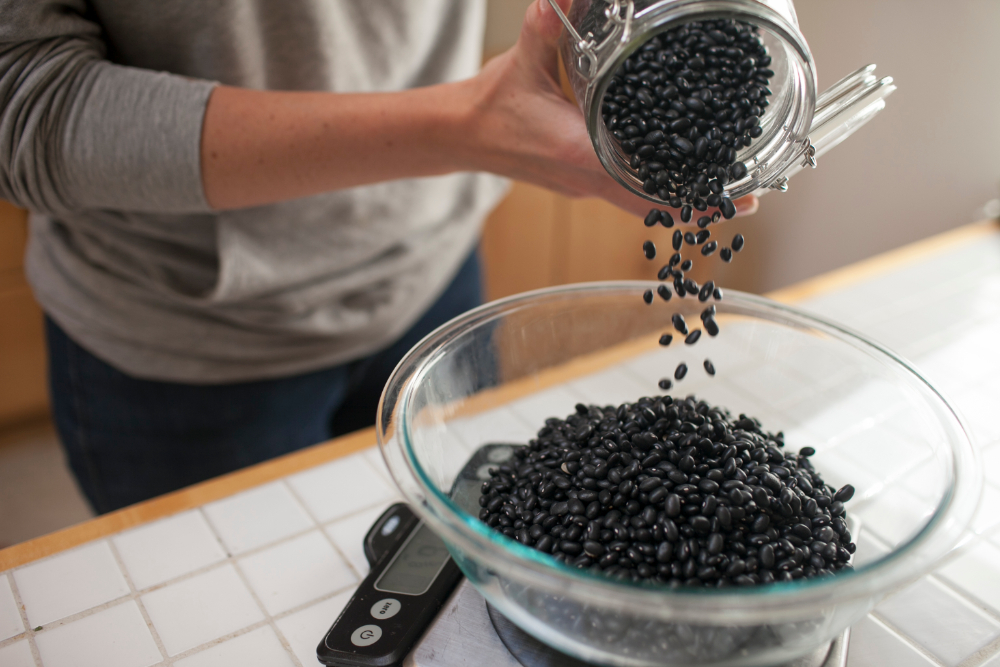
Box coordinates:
[319,445,851,667]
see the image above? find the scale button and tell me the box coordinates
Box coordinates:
[380,515,401,536]
[371,598,401,620]
[351,624,382,647]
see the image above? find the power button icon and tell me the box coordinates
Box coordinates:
[350,624,382,647]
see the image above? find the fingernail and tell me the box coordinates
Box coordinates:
[734,195,759,217]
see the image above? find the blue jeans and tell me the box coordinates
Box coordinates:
[47,252,484,514]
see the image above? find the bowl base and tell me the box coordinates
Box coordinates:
[486,600,848,667]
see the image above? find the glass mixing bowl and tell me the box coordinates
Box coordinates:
[378,283,980,667]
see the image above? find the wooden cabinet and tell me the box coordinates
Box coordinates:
[0,201,48,429]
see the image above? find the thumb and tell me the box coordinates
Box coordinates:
[518,0,572,83]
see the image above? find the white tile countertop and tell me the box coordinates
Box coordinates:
[1,222,1000,667]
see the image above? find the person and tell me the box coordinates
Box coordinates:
[0,0,758,514]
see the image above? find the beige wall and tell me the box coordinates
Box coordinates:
[484,0,1000,292]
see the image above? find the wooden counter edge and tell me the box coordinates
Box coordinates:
[2,219,997,571]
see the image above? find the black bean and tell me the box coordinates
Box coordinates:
[681,259,693,271]
[560,540,583,555]
[762,472,781,492]
[834,485,855,502]
[703,359,716,375]
[698,282,714,302]
[644,130,665,145]
[684,232,696,245]
[657,284,672,301]
[658,378,672,390]
[697,215,711,229]
[732,234,745,252]
[759,544,775,569]
[643,289,653,304]
[672,313,688,335]
[674,362,688,380]
[660,211,674,227]
[535,535,554,553]
[643,240,656,259]
[799,447,815,457]
[690,516,711,533]
[644,209,661,227]
[680,205,693,223]
[695,229,710,244]
[701,241,718,256]
[672,136,694,154]
[673,230,683,251]
[685,330,701,345]
[684,97,705,112]
[714,287,723,300]
[720,247,733,262]
[659,333,673,346]
[719,197,737,220]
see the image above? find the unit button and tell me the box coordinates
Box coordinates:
[370,598,401,620]
[350,624,382,647]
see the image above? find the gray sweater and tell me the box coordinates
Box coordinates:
[0,0,508,383]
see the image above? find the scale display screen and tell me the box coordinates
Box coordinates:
[374,522,451,596]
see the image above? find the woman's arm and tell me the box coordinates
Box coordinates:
[201,0,758,218]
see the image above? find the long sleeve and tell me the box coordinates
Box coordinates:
[0,0,216,215]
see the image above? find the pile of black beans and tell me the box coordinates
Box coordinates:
[479,396,856,588]
[603,18,773,218]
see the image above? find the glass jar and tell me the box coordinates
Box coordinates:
[549,0,896,203]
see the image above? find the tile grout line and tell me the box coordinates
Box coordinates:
[195,504,236,560]
[160,619,272,665]
[229,552,310,667]
[866,613,947,667]
[933,564,1000,627]
[6,571,44,667]
[865,610,945,666]
[196,488,306,667]
[228,553,307,667]
[105,538,173,666]
[270,583,355,624]
[282,478,368,582]
[957,635,1000,667]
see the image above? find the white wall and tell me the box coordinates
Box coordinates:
[485,0,1000,292]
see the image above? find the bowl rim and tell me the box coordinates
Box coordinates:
[378,282,981,620]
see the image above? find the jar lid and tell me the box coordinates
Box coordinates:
[765,64,896,192]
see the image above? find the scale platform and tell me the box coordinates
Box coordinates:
[404,580,849,667]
